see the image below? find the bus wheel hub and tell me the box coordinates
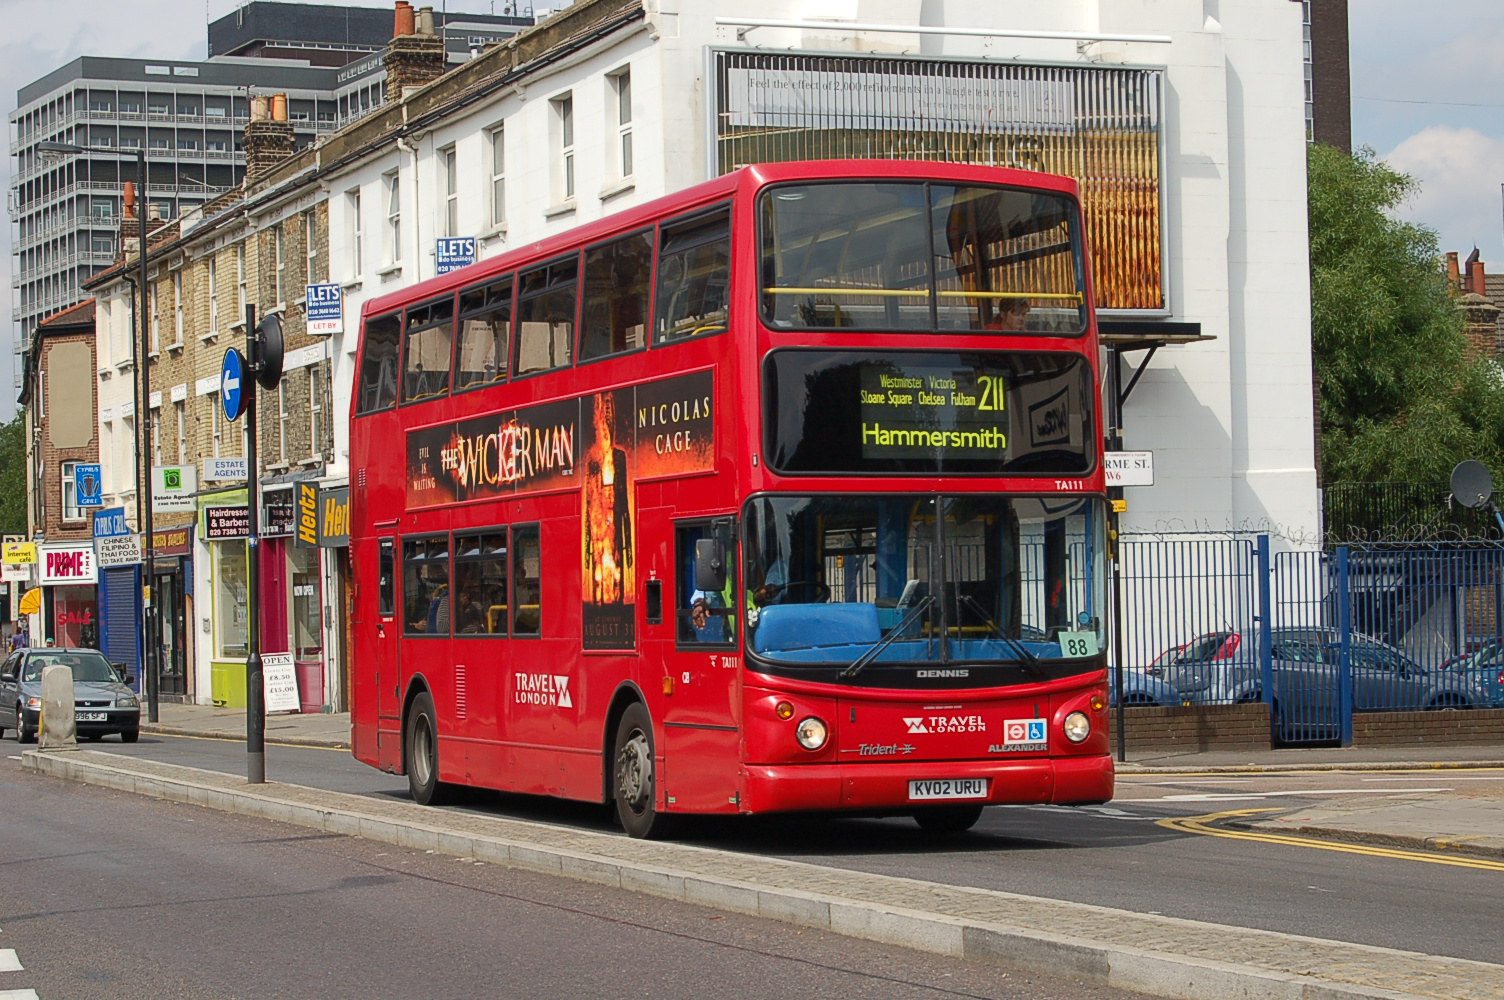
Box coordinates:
[616,733,651,809]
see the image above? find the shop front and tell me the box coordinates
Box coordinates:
[39,541,98,648]
[201,499,251,707]
[152,525,195,701]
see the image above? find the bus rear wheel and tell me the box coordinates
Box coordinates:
[612,703,672,839]
[913,804,984,834]
[406,691,454,806]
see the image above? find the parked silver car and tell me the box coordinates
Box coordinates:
[1155,627,1486,740]
[0,648,140,743]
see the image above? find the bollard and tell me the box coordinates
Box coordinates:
[39,663,77,750]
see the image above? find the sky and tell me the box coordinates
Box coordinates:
[1,1,1500,422]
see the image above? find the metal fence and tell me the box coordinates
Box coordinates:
[1115,535,1504,744]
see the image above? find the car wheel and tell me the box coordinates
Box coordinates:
[119,728,139,744]
[612,702,673,839]
[1426,695,1469,711]
[913,804,985,834]
[16,704,34,744]
[405,690,454,806]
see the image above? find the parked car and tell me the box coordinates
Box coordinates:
[1107,670,1183,707]
[1154,627,1486,741]
[0,648,140,743]
[1436,640,1504,708]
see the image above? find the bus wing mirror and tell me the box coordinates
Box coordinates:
[695,538,726,593]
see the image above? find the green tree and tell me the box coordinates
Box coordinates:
[1309,143,1504,483]
[0,414,23,534]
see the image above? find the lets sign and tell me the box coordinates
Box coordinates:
[305,282,343,335]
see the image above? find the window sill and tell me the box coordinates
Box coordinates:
[479,221,508,242]
[98,369,112,380]
[341,278,363,292]
[543,199,576,219]
[228,320,245,333]
[297,456,324,468]
[167,341,185,354]
[115,360,135,374]
[376,263,403,277]
[264,462,291,473]
[197,331,218,344]
[147,351,161,360]
[599,177,635,201]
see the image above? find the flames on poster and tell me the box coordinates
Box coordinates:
[581,388,636,650]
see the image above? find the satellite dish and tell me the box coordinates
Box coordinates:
[1451,460,1494,509]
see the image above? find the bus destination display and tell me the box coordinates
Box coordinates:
[765,349,1091,476]
[859,364,1009,460]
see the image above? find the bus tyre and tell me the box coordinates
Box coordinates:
[406,691,454,806]
[613,702,672,839]
[913,803,984,834]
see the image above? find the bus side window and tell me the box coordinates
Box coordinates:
[356,312,402,413]
[403,536,451,636]
[377,539,395,618]
[512,524,542,636]
[402,296,455,402]
[454,529,508,635]
[456,276,513,391]
[655,206,730,343]
[514,257,577,375]
[581,230,653,361]
[676,522,736,646]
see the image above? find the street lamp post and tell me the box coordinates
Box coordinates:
[37,141,156,722]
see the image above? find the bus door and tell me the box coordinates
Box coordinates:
[374,535,402,767]
[663,518,742,812]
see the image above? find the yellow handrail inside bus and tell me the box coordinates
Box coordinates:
[762,287,930,297]
[935,291,1084,301]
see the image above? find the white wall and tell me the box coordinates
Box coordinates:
[320,0,1317,540]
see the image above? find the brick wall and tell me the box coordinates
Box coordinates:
[1106,703,1271,752]
[1352,709,1504,746]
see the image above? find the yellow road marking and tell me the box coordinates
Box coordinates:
[1157,808,1504,871]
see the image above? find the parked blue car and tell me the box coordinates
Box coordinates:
[1437,641,1504,708]
[1107,670,1183,707]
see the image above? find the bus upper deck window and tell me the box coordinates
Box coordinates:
[655,206,729,343]
[514,256,578,376]
[581,230,653,361]
[402,296,455,403]
[356,312,402,413]
[457,276,514,391]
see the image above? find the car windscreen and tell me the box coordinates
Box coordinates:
[22,652,119,683]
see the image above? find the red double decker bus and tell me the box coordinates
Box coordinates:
[350,160,1112,837]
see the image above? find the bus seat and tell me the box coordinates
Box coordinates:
[753,603,881,654]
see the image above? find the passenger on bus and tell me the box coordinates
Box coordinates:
[986,297,1029,331]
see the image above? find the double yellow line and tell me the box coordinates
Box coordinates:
[1157,809,1504,872]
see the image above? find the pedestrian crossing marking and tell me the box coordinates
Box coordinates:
[0,950,20,973]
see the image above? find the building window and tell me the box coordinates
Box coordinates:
[443,146,459,238]
[274,226,285,304]
[310,362,325,458]
[149,284,160,353]
[384,171,401,265]
[488,126,505,228]
[61,461,84,522]
[277,381,289,463]
[151,402,162,466]
[236,243,246,318]
[208,256,218,335]
[305,210,320,284]
[173,271,184,345]
[610,68,633,179]
[175,400,186,465]
[551,93,574,202]
[290,546,323,660]
[215,542,249,658]
[210,393,221,458]
[347,188,362,277]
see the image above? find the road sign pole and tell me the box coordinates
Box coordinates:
[243,304,265,784]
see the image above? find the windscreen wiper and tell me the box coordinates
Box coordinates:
[839,596,934,681]
[959,594,1046,676]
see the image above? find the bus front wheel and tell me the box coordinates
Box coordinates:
[406,691,454,806]
[612,702,672,839]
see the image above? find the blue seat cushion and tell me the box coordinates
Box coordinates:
[753,603,882,654]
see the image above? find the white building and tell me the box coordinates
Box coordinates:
[291,0,1316,539]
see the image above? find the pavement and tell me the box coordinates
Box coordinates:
[32,702,1478,999]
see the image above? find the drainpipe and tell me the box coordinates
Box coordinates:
[395,136,422,278]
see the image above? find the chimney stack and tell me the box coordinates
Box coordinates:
[384,0,446,104]
[1471,259,1487,297]
[243,91,296,184]
[1447,251,1461,290]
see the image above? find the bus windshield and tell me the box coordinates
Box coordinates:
[759,182,1086,335]
[744,495,1104,667]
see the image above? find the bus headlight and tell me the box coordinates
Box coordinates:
[795,717,828,750]
[1063,711,1091,743]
